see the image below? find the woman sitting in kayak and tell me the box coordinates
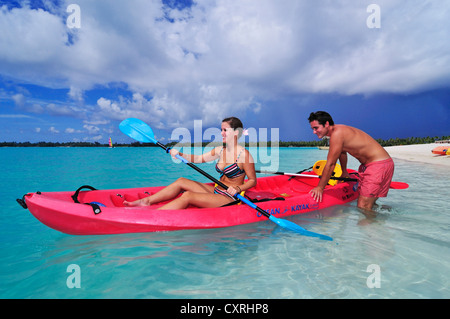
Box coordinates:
[123,117,256,210]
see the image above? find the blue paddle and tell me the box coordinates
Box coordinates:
[119,118,333,241]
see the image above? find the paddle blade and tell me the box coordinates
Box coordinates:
[119,118,157,144]
[269,215,333,241]
[390,181,409,189]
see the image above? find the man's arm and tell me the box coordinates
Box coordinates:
[339,152,350,178]
[309,131,344,202]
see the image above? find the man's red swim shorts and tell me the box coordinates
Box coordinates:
[358,158,395,198]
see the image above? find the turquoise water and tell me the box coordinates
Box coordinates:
[1,147,449,299]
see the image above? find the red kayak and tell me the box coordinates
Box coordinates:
[17,173,359,235]
[431,145,449,155]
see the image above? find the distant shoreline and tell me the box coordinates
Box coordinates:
[1,135,449,148]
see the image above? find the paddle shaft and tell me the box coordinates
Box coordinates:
[256,170,408,189]
[257,170,357,182]
[156,142,272,219]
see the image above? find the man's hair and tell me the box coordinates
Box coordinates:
[308,111,334,126]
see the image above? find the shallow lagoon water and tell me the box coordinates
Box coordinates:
[1,147,449,299]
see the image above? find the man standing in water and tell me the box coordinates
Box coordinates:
[308,111,394,211]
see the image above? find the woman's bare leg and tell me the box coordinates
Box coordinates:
[123,177,214,207]
[157,191,234,210]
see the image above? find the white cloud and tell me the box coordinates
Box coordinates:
[68,86,84,102]
[0,114,32,118]
[1,0,449,129]
[83,119,110,125]
[83,135,103,142]
[83,124,100,134]
[46,103,75,116]
[27,104,45,114]
[65,127,83,133]
[12,93,25,106]
[49,126,60,133]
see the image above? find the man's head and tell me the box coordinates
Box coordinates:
[308,111,334,139]
[308,111,334,126]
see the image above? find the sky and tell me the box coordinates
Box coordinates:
[0,0,449,144]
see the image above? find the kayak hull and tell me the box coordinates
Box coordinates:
[22,174,359,235]
[432,146,449,155]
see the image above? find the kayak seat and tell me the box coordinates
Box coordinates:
[247,191,286,203]
[110,194,125,207]
[138,192,153,199]
[110,193,142,207]
[125,194,139,202]
[246,190,277,201]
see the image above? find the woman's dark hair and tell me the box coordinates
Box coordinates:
[222,117,244,137]
[308,111,334,126]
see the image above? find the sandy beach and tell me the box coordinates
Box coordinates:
[384,143,450,166]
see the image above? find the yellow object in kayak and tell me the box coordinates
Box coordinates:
[313,160,343,186]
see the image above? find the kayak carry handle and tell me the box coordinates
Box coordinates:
[16,193,37,209]
[16,195,28,209]
[71,185,98,203]
[71,185,103,215]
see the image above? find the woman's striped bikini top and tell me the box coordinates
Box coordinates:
[215,147,245,179]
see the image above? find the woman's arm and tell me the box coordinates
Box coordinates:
[240,149,257,191]
[227,149,257,196]
[170,146,222,164]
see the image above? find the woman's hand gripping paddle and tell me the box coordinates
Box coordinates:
[119,118,333,241]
